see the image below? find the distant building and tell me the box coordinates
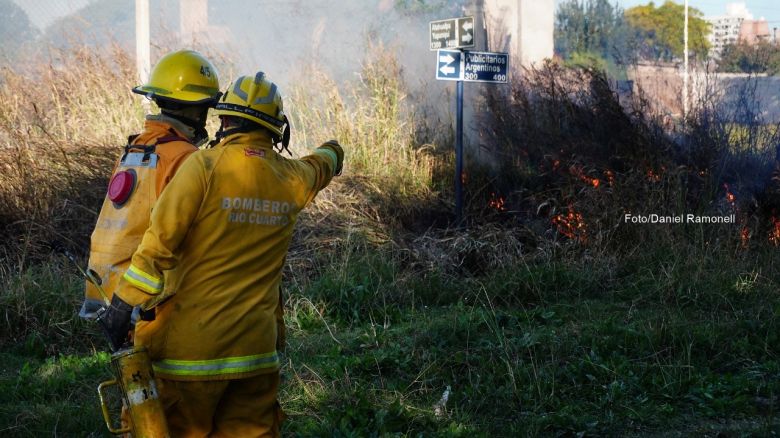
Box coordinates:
[707,15,744,57]
[706,3,752,58]
[738,19,771,45]
[706,3,771,59]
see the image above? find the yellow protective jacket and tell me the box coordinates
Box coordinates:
[115,130,342,381]
[80,116,199,319]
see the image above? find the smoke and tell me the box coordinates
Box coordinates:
[209,1,463,90]
[7,0,463,87]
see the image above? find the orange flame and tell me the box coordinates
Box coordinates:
[552,205,587,242]
[769,217,780,246]
[724,183,736,205]
[569,165,601,188]
[488,192,507,212]
[604,170,615,187]
[646,169,661,183]
[741,226,751,248]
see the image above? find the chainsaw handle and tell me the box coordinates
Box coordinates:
[98,379,131,435]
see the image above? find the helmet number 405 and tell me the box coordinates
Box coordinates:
[200,66,212,78]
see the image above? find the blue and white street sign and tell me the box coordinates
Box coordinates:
[435,50,509,84]
[463,51,509,83]
[436,50,462,81]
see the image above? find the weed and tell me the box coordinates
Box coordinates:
[0,44,779,437]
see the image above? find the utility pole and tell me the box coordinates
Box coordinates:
[683,0,689,120]
[135,0,150,113]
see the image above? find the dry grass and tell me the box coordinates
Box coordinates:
[287,44,438,218]
[0,45,143,267]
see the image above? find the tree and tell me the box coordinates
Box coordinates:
[625,1,710,62]
[718,41,780,76]
[555,0,635,63]
[0,0,39,61]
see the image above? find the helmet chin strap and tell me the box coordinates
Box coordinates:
[276,116,292,156]
[209,125,246,148]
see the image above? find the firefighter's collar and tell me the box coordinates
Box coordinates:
[214,130,274,150]
[145,114,205,146]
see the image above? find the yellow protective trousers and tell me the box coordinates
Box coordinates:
[157,373,283,438]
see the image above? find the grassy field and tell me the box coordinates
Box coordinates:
[1,48,780,436]
[3,243,779,436]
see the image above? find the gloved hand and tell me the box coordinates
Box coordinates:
[97,294,134,352]
[319,140,344,176]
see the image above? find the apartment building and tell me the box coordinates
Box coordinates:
[707,15,745,57]
[706,3,775,59]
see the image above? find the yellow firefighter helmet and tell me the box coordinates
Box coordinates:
[132,50,221,105]
[213,72,287,139]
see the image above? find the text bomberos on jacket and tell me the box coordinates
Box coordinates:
[222,197,294,226]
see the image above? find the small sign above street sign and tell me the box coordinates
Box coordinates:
[429,16,475,50]
[435,49,509,84]
[458,17,474,47]
[436,50,462,81]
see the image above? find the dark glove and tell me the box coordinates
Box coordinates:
[320,140,344,176]
[97,294,133,352]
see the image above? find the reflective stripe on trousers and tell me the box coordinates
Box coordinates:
[153,352,280,377]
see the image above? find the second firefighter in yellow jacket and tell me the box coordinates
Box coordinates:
[100,71,344,436]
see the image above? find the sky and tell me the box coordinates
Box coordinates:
[15,1,780,31]
[611,1,780,24]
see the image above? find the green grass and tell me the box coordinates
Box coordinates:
[1,240,779,436]
[275,237,780,436]
[0,349,112,437]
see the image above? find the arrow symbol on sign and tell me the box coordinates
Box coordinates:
[462,21,473,31]
[439,54,455,64]
[462,33,473,44]
[439,65,455,75]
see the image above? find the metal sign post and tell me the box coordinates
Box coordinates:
[434,42,509,224]
[455,79,464,225]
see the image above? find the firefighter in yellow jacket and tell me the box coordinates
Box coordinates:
[100,72,344,436]
[80,50,221,320]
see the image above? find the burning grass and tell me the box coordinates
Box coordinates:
[0,46,779,436]
[475,61,780,253]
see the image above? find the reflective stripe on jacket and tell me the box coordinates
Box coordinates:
[117,130,340,381]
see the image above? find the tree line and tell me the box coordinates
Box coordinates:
[555,0,780,75]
